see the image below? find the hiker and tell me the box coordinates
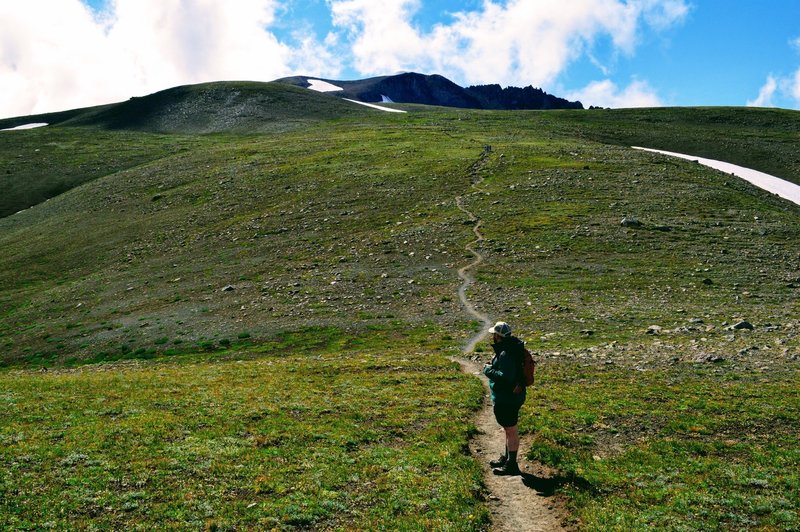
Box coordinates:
[483,321,526,476]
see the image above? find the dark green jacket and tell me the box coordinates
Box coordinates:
[483,335,526,405]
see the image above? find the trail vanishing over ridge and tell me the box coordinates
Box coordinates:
[453,147,568,531]
[456,145,494,352]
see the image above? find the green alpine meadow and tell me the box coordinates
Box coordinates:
[1,82,798,529]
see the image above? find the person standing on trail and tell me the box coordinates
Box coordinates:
[483,321,526,476]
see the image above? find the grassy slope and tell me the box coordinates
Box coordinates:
[0,129,201,218]
[547,106,800,185]
[0,82,370,217]
[61,82,370,133]
[1,329,489,530]
[1,93,799,529]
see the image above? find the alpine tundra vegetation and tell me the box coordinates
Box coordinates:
[0,81,798,529]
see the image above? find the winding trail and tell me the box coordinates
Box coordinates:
[455,192,493,352]
[454,146,494,350]
[452,148,568,531]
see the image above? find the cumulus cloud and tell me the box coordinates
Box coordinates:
[328,0,689,88]
[329,0,428,74]
[791,68,800,101]
[567,79,663,108]
[747,70,800,109]
[747,37,800,109]
[747,75,778,108]
[0,0,340,118]
[1,0,692,118]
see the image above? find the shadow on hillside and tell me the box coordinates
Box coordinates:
[520,472,591,496]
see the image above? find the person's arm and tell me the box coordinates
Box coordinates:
[483,354,500,379]
[484,352,517,385]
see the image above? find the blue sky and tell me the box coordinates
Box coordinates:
[2,0,800,118]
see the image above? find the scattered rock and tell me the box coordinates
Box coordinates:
[730,321,754,331]
[702,278,713,285]
[222,285,236,292]
[695,354,725,364]
[620,216,642,228]
[646,325,662,335]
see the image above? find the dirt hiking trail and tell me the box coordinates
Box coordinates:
[452,148,570,531]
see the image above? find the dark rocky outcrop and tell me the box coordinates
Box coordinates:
[465,83,583,110]
[279,72,583,111]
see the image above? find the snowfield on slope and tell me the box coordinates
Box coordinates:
[307,79,343,92]
[633,146,800,206]
[306,78,406,113]
[1,123,48,131]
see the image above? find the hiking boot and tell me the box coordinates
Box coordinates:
[492,461,520,476]
[489,455,507,468]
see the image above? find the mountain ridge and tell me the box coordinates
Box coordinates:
[277,72,584,110]
[0,81,371,133]
[0,73,580,129]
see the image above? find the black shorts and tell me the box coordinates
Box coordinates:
[493,401,522,428]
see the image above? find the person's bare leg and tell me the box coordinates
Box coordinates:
[494,425,521,475]
[505,425,519,452]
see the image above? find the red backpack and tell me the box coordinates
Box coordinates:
[522,347,536,386]
[514,346,536,393]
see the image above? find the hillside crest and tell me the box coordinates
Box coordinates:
[278,72,584,110]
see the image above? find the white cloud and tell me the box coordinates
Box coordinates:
[567,79,663,108]
[747,37,800,109]
[747,75,778,108]
[327,0,689,88]
[791,68,800,102]
[1,0,692,118]
[288,31,345,79]
[329,0,427,74]
[639,0,690,30]
[0,0,340,118]
[747,70,800,109]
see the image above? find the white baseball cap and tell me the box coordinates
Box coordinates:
[488,321,511,337]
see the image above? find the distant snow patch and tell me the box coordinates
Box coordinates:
[343,98,407,114]
[307,79,343,92]
[633,147,800,207]
[1,123,48,131]
[381,95,394,103]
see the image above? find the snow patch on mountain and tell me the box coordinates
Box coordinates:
[633,147,800,206]
[343,99,406,114]
[1,123,48,131]
[307,79,343,92]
